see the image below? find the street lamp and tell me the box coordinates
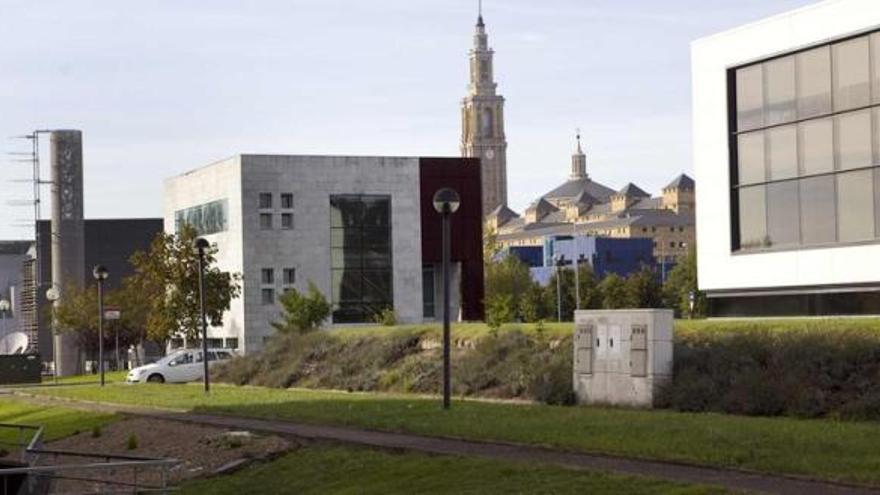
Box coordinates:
[194,237,211,393]
[574,253,586,311]
[46,286,60,383]
[92,264,109,387]
[432,187,460,410]
[0,299,10,354]
[688,290,696,319]
[555,255,565,322]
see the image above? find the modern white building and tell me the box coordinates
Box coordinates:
[693,0,880,316]
[164,155,485,353]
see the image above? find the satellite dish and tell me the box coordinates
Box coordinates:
[0,332,29,355]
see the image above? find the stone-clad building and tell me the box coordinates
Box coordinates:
[165,155,485,354]
[461,11,508,216]
[489,135,695,267]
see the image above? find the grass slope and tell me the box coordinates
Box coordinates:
[0,398,116,449]
[180,444,725,495]
[21,382,880,485]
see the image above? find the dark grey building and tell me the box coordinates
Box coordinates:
[23,218,162,363]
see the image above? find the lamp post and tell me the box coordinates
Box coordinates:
[688,290,696,319]
[46,286,60,383]
[92,265,109,387]
[194,237,211,393]
[432,188,460,410]
[0,299,10,354]
[555,255,565,322]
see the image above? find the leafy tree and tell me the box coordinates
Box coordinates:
[598,273,630,309]
[662,246,707,317]
[483,225,502,262]
[625,266,663,308]
[576,264,602,310]
[272,281,331,334]
[485,293,516,331]
[519,282,550,323]
[484,254,532,318]
[52,282,144,363]
[128,226,242,342]
[544,267,576,321]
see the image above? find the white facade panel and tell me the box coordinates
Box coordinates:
[692,0,880,293]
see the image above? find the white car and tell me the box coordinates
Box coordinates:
[126,348,236,384]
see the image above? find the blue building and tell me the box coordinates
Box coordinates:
[505,235,655,286]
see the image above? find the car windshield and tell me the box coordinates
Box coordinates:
[157,350,188,365]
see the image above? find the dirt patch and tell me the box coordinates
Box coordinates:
[42,416,293,492]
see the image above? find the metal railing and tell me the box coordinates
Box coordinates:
[0,422,178,494]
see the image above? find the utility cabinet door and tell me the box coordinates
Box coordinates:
[574,323,593,374]
[630,324,648,377]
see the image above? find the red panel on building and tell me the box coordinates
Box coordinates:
[419,157,485,321]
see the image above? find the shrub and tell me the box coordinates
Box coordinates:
[91,426,102,438]
[272,281,331,334]
[485,294,515,331]
[126,433,138,450]
[660,323,880,419]
[373,308,397,327]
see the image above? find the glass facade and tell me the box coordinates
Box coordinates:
[732,31,880,252]
[329,195,393,323]
[175,199,228,236]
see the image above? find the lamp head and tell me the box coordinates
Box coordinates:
[193,237,210,255]
[432,188,461,214]
[0,299,9,313]
[92,264,109,281]
[45,286,60,302]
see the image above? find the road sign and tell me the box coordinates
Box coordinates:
[104,306,121,320]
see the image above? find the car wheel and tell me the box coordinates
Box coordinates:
[147,374,165,384]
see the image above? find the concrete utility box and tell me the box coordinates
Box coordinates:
[573,309,673,407]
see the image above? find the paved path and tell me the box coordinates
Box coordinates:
[5,391,880,495]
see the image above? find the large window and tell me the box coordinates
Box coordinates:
[175,199,228,236]
[329,195,392,323]
[731,31,880,252]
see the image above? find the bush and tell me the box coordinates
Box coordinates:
[91,426,102,438]
[373,308,397,327]
[485,294,516,331]
[126,433,138,450]
[659,323,880,419]
[272,281,331,334]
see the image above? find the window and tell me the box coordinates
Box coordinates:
[281,193,294,209]
[261,288,275,305]
[731,30,880,253]
[225,338,239,350]
[174,199,229,235]
[259,193,273,209]
[261,268,274,285]
[330,195,393,323]
[281,213,294,229]
[833,37,870,111]
[283,268,295,285]
[260,213,272,230]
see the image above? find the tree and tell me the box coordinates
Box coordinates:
[519,281,550,323]
[128,226,242,342]
[271,281,331,334]
[485,293,516,331]
[598,273,629,309]
[484,254,533,319]
[576,264,602,310]
[544,267,576,321]
[52,282,144,362]
[625,266,663,308]
[662,246,707,317]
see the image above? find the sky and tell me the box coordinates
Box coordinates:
[0,0,819,240]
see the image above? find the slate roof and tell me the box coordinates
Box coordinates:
[0,241,32,256]
[542,177,616,202]
[665,173,695,190]
[615,183,650,198]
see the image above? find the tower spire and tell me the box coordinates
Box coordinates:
[571,130,587,179]
[477,0,484,26]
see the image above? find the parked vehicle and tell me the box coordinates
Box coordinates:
[126,348,236,384]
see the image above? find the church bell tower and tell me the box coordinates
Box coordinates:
[460,7,508,216]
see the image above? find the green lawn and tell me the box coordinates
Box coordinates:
[19,382,880,485]
[0,398,116,451]
[180,444,726,495]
